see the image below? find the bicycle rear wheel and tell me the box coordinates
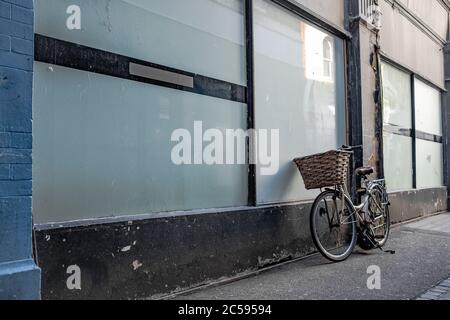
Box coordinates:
[368,185,391,247]
[310,190,357,262]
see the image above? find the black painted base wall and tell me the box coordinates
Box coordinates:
[35,203,315,300]
[34,187,447,300]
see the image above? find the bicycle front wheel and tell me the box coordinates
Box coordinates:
[310,190,357,262]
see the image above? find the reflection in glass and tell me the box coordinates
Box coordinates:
[323,37,333,79]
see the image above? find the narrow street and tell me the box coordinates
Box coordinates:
[176,214,450,300]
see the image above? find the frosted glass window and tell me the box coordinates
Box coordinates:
[383,133,413,191]
[416,140,444,189]
[33,63,248,224]
[414,79,442,136]
[381,63,412,128]
[35,0,246,85]
[254,0,346,204]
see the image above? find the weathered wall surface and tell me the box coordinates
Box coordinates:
[294,0,345,28]
[35,203,316,300]
[390,188,448,223]
[360,25,380,172]
[397,0,448,40]
[379,0,447,87]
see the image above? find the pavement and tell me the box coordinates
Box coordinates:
[175,213,450,300]
[418,277,450,300]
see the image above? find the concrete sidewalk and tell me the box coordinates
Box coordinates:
[174,213,450,300]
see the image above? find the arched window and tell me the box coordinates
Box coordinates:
[323,37,333,79]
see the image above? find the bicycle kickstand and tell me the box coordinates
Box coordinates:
[364,229,396,255]
[375,243,396,255]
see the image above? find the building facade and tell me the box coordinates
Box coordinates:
[0,0,449,299]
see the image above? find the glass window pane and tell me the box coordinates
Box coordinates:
[33,62,248,224]
[381,62,412,128]
[383,132,413,191]
[35,0,246,85]
[254,0,346,204]
[416,140,444,189]
[414,79,442,136]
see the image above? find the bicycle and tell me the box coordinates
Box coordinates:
[294,145,394,262]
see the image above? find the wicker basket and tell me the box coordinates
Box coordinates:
[293,150,352,190]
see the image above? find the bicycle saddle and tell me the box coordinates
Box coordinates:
[356,167,374,176]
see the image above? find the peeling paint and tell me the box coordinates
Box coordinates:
[257,250,293,268]
[132,260,143,271]
[121,245,131,252]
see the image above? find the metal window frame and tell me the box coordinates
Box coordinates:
[245,0,257,206]
[411,74,418,188]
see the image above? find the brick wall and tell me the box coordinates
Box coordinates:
[0,0,40,299]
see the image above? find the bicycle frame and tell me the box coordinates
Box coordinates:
[310,145,393,260]
[327,177,388,228]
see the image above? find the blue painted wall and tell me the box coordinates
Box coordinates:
[0,0,40,300]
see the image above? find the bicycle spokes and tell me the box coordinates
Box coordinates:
[311,192,357,261]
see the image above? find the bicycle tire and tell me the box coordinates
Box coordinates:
[310,189,358,262]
